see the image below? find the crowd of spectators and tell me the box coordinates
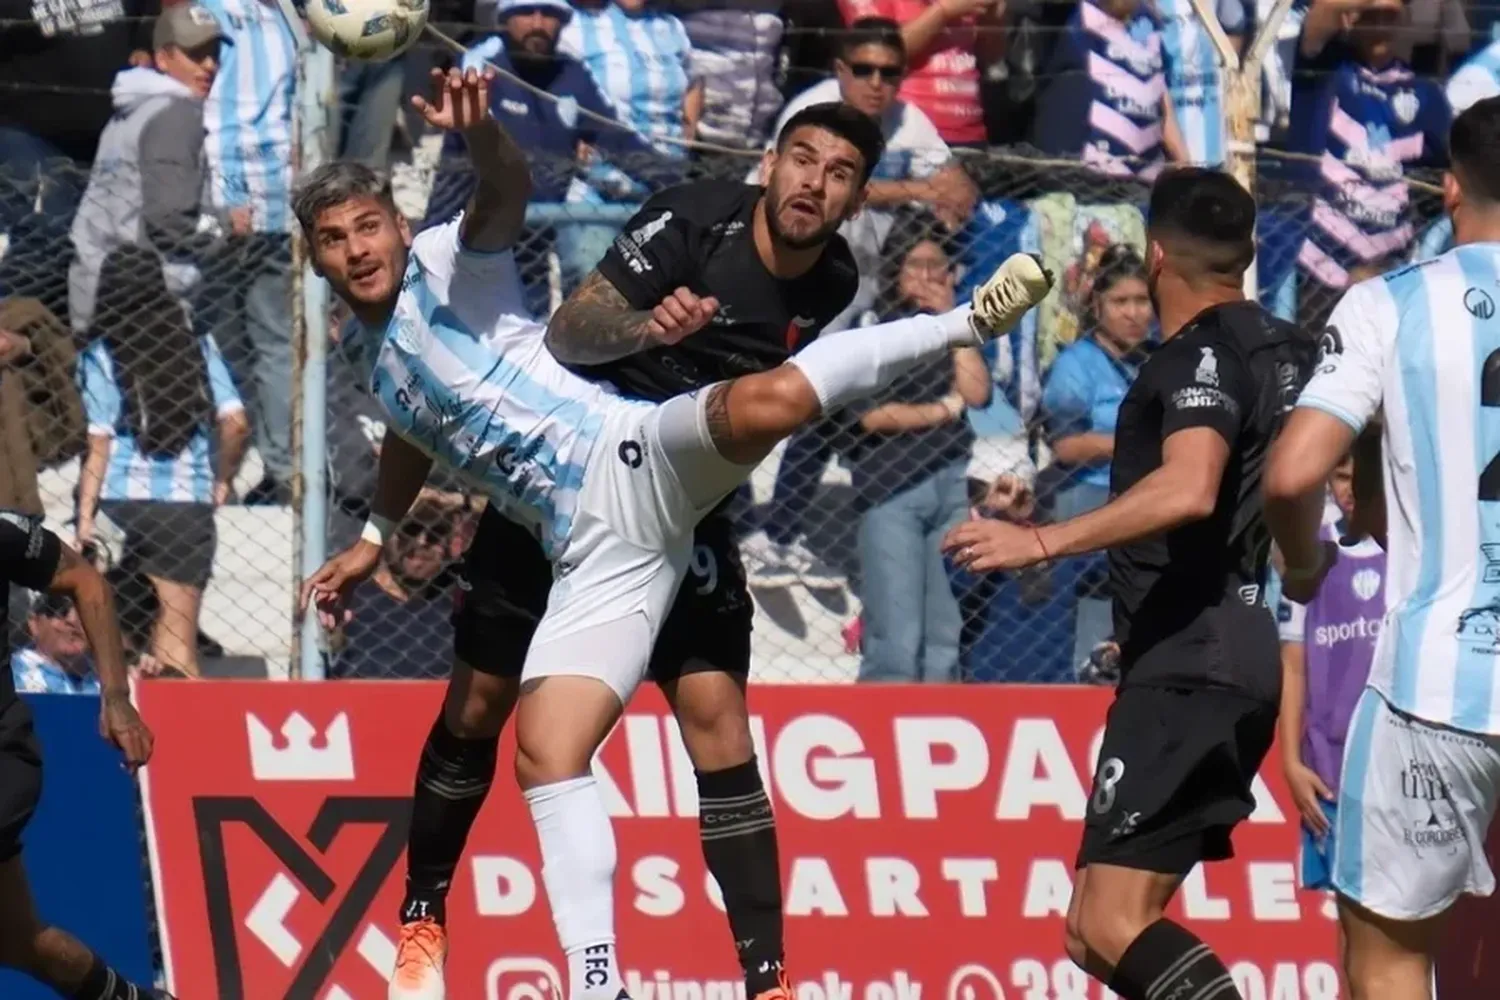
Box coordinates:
[1,0,1496,686]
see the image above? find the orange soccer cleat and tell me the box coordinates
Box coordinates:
[389,917,448,1000]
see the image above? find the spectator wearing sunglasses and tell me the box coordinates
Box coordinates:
[839,0,994,145]
[11,594,98,695]
[331,503,465,679]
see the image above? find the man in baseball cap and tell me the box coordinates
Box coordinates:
[67,1,226,335]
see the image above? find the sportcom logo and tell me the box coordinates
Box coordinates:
[489,957,564,1000]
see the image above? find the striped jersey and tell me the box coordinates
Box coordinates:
[1447,40,1500,114]
[197,0,298,233]
[11,648,99,696]
[1035,0,1167,181]
[1288,48,1450,290]
[78,335,244,503]
[559,4,695,158]
[1296,243,1500,734]
[1158,0,1236,166]
[355,217,635,557]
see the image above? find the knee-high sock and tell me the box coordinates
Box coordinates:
[698,758,784,995]
[788,305,976,412]
[526,776,624,1000]
[400,713,499,925]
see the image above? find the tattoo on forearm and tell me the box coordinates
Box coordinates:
[544,270,661,365]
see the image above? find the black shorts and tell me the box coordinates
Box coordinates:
[1076,684,1277,874]
[0,698,42,863]
[452,503,753,680]
[102,500,216,588]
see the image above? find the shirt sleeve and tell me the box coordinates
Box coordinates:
[202,336,245,416]
[1153,339,1252,444]
[0,511,63,592]
[77,344,121,437]
[1448,62,1500,114]
[902,104,952,179]
[1296,278,1390,433]
[592,191,702,309]
[1041,353,1094,440]
[413,213,521,281]
[11,655,47,694]
[1276,587,1308,645]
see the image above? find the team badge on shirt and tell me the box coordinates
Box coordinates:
[1392,89,1419,125]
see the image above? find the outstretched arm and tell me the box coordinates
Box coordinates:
[412,67,531,253]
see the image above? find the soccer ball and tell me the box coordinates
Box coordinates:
[306,0,429,62]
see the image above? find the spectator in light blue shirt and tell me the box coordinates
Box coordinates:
[75,246,250,679]
[197,0,299,503]
[1040,245,1152,670]
[11,594,98,696]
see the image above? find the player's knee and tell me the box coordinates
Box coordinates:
[668,671,753,770]
[1062,913,1089,971]
[1075,893,1153,967]
[735,369,820,438]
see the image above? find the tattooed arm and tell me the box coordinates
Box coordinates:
[545,271,718,365]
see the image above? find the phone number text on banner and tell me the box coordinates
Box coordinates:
[137,682,1340,1000]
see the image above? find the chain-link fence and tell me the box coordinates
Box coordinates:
[0,15,1462,688]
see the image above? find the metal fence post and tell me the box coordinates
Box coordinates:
[295,37,337,681]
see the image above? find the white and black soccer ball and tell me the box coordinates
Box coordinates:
[306,0,429,62]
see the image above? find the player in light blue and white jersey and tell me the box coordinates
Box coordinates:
[1265,95,1500,1000]
[297,67,1053,1000]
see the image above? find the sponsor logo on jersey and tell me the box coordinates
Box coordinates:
[1465,286,1496,320]
[1194,346,1219,386]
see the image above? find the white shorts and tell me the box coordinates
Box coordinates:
[521,390,751,703]
[1332,687,1500,920]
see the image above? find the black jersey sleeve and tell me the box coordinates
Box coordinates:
[0,511,63,592]
[594,187,712,310]
[1153,337,1253,446]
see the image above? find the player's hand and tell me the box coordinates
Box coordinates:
[942,514,1049,573]
[412,66,495,135]
[1283,757,1334,836]
[0,328,31,366]
[100,690,154,773]
[1280,540,1339,604]
[648,287,719,345]
[299,540,383,628]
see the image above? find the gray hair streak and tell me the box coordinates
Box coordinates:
[292,160,395,235]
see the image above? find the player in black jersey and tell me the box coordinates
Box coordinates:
[945,169,1318,1000]
[0,512,166,999]
[389,102,856,1000]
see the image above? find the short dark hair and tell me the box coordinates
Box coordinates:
[839,17,904,62]
[292,160,397,235]
[1147,167,1256,279]
[775,101,886,184]
[1450,96,1500,204]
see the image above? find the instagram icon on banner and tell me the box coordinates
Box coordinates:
[946,964,1007,1000]
[488,957,565,1000]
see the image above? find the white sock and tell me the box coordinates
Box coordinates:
[788,305,976,412]
[525,776,623,1000]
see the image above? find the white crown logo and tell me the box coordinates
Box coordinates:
[246,712,356,781]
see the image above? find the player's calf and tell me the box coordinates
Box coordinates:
[665,673,788,999]
[1338,899,1442,1000]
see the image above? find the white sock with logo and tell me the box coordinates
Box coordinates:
[524,775,624,1000]
[788,305,976,412]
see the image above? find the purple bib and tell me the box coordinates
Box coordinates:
[1301,534,1386,790]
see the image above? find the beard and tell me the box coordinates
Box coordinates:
[503,30,556,61]
[765,187,843,250]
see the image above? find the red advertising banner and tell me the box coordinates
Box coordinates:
[138,682,1340,1000]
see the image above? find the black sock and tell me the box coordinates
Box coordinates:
[698,757,784,995]
[69,953,155,999]
[399,714,499,925]
[1109,919,1242,1000]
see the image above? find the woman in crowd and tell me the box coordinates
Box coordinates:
[75,245,249,677]
[1039,244,1153,671]
[849,211,991,683]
